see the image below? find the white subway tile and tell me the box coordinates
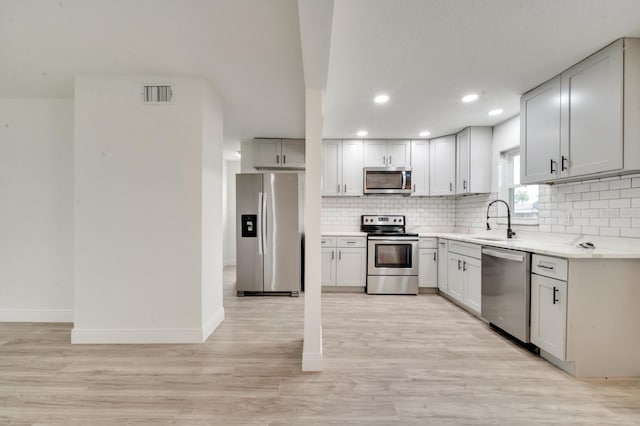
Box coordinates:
[581,192,600,201]
[582,226,600,236]
[633,177,640,188]
[590,181,609,191]
[590,218,609,227]
[621,228,640,238]
[600,190,620,200]
[621,188,640,198]
[565,225,582,234]
[610,198,631,209]
[600,227,620,237]
[620,208,640,218]
[590,200,609,209]
[610,218,631,228]
[610,179,631,190]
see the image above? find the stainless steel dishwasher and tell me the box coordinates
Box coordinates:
[481,247,531,343]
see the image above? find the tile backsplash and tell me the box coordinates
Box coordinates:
[321,195,456,227]
[322,174,640,238]
[537,174,640,238]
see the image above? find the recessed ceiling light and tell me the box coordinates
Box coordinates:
[357,130,368,137]
[488,109,504,116]
[419,131,431,137]
[462,93,479,103]
[374,94,390,104]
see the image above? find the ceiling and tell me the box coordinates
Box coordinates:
[2,1,640,157]
[324,0,640,139]
[0,0,305,159]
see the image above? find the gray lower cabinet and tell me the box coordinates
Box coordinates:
[446,241,482,315]
[321,235,366,288]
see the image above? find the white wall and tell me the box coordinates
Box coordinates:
[223,160,241,266]
[201,85,226,338]
[73,75,224,343]
[0,99,73,322]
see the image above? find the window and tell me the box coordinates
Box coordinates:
[499,149,539,224]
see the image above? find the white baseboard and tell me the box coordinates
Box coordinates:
[71,306,226,344]
[72,327,202,344]
[201,307,225,341]
[0,308,73,323]
[302,350,323,372]
[302,327,323,372]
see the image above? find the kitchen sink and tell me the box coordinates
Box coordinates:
[467,235,509,242]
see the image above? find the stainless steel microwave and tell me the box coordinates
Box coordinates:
[363,167,412,195]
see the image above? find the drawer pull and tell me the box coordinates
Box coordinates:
[538,264,555,270]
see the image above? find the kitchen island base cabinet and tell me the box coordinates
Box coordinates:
[321,236,366,291]
[531,255,640,377]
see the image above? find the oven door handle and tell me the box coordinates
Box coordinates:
[368,236,418,242]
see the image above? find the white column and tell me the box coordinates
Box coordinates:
[302,88,323,371]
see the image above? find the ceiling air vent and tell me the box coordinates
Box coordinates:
[142,84,173,104]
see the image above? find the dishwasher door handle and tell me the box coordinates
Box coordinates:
[482,248,524,262]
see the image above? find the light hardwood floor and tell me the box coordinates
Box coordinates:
[1,267,639,425]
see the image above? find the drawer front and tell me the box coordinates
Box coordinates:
[419,237,438,249]
[337,236,366,248]
[448,241,481,259]
[532,254,568,281]
[321,236,337,247]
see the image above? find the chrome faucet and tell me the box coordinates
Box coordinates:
[486,199,516,239]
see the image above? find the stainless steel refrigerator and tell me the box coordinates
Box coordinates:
[236,172,302,296]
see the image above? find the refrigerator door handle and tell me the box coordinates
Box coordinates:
[257,192,263,255]
[262,190,267,250]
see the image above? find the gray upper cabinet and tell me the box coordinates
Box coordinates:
[363,140,411,167]
[521,76,561,184]
[521,38,640,184]
[254,138,305,169]
[560,39,623,178]
[455,127,492,194]
[429,135,456,196]
[322,139,363,196]
[410,140,430,196]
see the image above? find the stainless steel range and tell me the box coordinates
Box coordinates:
[361,215,419,295]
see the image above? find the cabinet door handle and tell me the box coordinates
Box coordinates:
[337,184,340,193]
[561,155,568,171]
[553,286,559,305]
[413,184,416,193]
[550,158,556,174]
[276,154,280,164]
[462,260,467,271]
[344,184,347,193]
[433,252,436,262]
[449,182,453,192]
[331,250,334,260]
[382,156,386,165]
[457,259,461,270]
[463,180,467,190]
[338,250,342,260]
[389,155,392,165]
[283,154,286,164]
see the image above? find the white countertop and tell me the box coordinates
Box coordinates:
[417,232,640,259]
[321,227,640,259]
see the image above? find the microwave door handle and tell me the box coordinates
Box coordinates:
[402,171,407,190]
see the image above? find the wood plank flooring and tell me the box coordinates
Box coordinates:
[1,266,639,425]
